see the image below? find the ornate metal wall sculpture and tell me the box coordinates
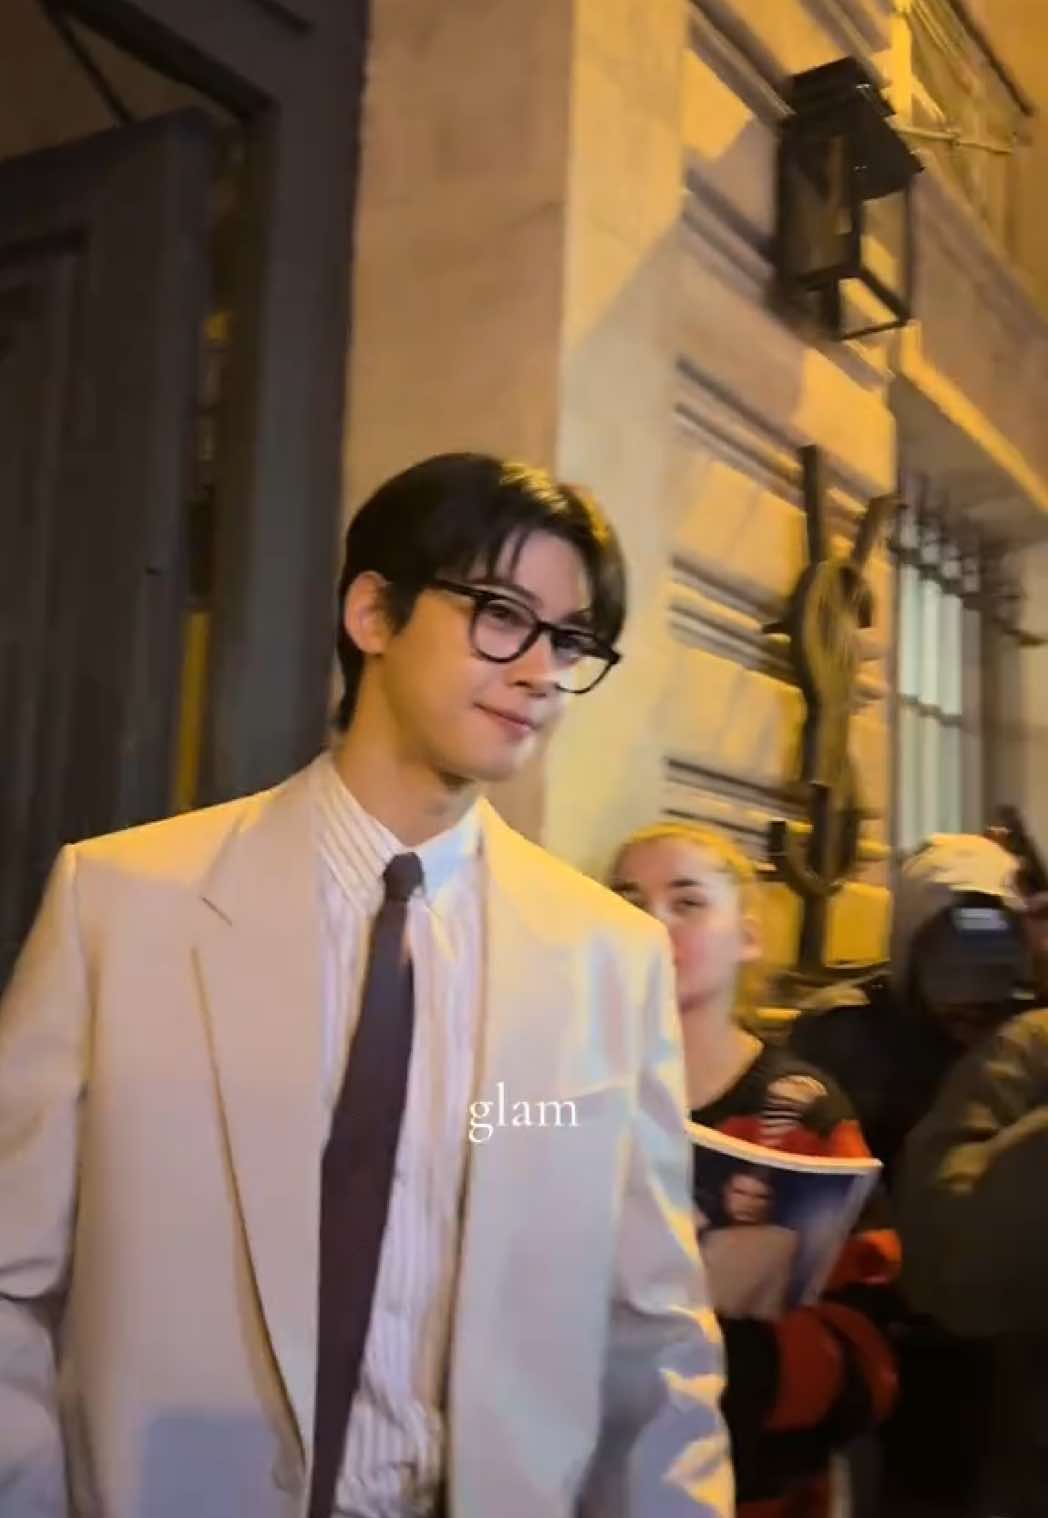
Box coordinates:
[764,446,896,977]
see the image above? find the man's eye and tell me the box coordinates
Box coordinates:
[484,599,532,629]
[675,896,707,912]
[551,627,596,659]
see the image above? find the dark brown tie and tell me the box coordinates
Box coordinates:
[308,851,423,1518]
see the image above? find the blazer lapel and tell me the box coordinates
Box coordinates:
[470,802,579,1106]
[194,768,325,1456]
[448,805,583,1491]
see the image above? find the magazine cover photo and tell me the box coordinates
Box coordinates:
[689,1121,881,1320]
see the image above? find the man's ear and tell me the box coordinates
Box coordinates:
[343,571,394,657]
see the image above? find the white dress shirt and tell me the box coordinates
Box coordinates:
[309,754,484,1517]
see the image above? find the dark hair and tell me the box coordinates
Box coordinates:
[729,1166,774,1192]
[334,452,627,728]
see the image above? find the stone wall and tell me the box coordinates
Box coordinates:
[970,0,1048,313]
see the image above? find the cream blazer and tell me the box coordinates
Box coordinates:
[0,766,731,1517]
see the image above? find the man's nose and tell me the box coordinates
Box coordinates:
[511,630,560,690]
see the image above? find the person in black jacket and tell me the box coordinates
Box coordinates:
[789,835,1036,1185]
[900,1008,1048,1518]
[787,833,1041,1515]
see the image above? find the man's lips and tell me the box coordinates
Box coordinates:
[476,704,540,736]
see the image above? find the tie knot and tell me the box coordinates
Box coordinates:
[384,852,422,903]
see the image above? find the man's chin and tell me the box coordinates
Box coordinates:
[476,751,534,786]
[435,746,533,789]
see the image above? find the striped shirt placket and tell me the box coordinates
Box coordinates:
[310,755,483,1517]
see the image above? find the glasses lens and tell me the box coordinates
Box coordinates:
[468,590,616,691]
[472,597,536,660]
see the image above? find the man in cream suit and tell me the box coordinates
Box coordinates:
[0,454,731,1518]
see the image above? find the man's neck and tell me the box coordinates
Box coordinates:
[331,728,478,847]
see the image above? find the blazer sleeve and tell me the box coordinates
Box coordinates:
[0,847,90,1513]
[580,935,733,1518]
[898,1008,1048,1339]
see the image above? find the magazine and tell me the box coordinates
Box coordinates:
[687,1120,882,1320]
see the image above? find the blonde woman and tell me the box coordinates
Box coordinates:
[610,822,898,1518]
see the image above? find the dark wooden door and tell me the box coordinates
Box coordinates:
[0,111,212,981]
[57,0,370,804]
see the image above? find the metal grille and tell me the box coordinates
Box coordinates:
[893,485,985,851]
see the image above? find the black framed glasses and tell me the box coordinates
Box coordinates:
[429,577,622,694]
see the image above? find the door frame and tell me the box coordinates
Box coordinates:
[54,0,369,802]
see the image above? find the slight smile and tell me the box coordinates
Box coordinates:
[476,705,539,738]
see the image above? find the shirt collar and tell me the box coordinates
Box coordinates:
[311,751,480,907]
[416,800,481,898]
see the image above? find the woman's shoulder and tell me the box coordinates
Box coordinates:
[748,1044,870,1155]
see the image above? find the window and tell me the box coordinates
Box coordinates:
[893,498,985,853]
